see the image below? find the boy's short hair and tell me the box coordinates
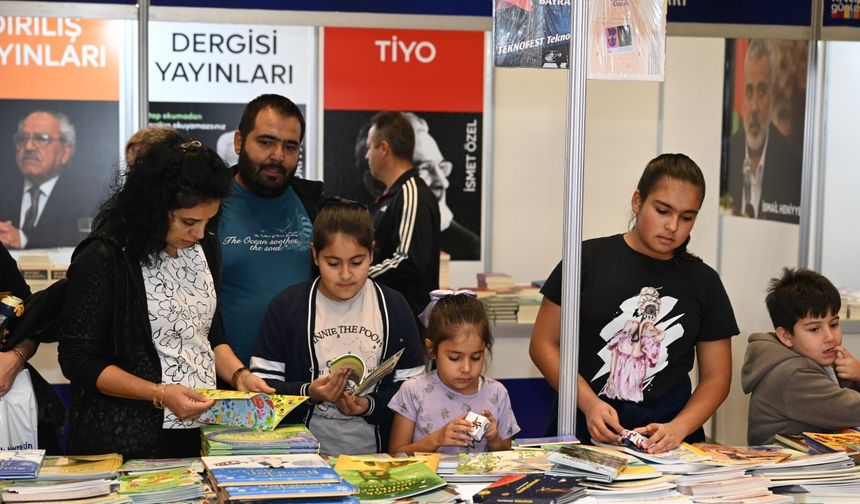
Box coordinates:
[765,267,841,332]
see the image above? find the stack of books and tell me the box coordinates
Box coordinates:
[200,424,320,456]
[118,467,206,503]
[480,294,520,324]
[775,430,860,455]
[477,272,514,290]
[203,453,357,502]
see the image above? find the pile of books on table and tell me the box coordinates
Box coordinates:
[201,423,320,456]
[115,457,207,503]
[203,453,357,502]
[1,452,129,503]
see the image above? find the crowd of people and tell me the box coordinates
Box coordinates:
[1,92,858,461]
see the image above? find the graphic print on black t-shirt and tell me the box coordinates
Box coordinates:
[593,286,684,403]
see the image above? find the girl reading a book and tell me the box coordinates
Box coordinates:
[529,153,739,454]
[58,139,273,459]
[250,197,425,456]
[388,291,520,454]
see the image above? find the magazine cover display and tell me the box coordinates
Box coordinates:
[194,390,308,430]
[587,0,667,81]
[493,0,571,69]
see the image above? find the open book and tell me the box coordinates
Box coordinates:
[195,390,308,430]
[329,348,404,396]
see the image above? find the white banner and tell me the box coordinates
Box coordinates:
[149,22,314,103]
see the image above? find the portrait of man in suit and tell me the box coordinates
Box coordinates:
[724,39,803,224]
[0,111,99,249]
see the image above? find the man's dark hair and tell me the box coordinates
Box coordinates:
[368,111,414,162]
[765,267,841,332]
[237,94,305,141]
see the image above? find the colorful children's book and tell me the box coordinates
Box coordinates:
[801,430,860,455]
[0,450,45,479]
[691,443,791,465]
[774,433,832,455]
[37,454,124,480]
[334,455,446,501]
[194,390,308,430]
[330,348,404,396]
[201,424,320,456]
[472,473,585,503]
[204,453,340,486]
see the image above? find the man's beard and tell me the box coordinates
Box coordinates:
[236,146,294,197]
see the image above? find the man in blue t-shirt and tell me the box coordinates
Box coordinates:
[218,94,323,365]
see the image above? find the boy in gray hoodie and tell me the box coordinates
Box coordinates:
[741,268,860,445]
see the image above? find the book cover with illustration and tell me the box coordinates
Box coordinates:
[118,468,201,494]
[691,443,791,465]
[472,473,584,503]
[37,454,123,480]
[547,445,626,479]
[335,455,446,501]
[449,450,551,482]
[201,424,320,455]
[0,450,45,479]
[194,389,308,430]
[204,453,339,486]
[330,348,404,396]
[802,430,860,455]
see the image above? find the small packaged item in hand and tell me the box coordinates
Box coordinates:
[465,411,490,442]
[621,429,650,451]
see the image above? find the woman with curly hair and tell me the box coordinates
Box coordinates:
[58,139,272,458]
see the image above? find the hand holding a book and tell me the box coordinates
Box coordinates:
[308,368,350,403]
[635,422,682,454]
[432,412,475,449]
[833,345,860,382]
[162,384,215,420]
[335,393,370,416]
[234,370,275,394]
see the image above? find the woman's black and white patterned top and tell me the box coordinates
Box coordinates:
[142,243,217,429]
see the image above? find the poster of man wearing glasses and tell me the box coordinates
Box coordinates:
[0,100,118,250]
[324,110,483,261]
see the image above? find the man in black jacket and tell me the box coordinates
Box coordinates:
[218,95,324,365]
[365,111,440,316]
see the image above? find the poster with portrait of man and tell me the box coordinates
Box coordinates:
[0,17,123,250]
[720,38,808,225]
[323,27,485,262]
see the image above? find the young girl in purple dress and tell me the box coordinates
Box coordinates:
[388,291,520,454]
